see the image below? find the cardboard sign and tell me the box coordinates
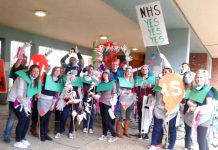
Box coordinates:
[29,54,49,82]
[136,1,169,47]
[159,73,184,114]
[0,59,7,93]
[96,80,115,92]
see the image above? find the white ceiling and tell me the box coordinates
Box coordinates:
[175,0,218,57]
[0,0,209,55]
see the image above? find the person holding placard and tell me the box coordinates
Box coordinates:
[90,69,118,143]
[7,64,41,149]
[186,69,216,150]
[134,64,156,139]
[116,66,136,138]
[37,66,62,141]
[150,67,179,150]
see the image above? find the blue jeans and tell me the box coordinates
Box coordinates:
[100,102,116,137]
[59,105,73,134]
[3,104,16,140]
[151,115,177,149]
[184,123,192,149]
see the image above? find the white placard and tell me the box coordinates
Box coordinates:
[136,1,169,47]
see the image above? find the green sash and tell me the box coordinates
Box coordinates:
[152,85,162,92]
[16,70,42,98]
[185,88,191,99]
[63,76,83,87]
[135,75,156,86]
[81,76,98,85]
[187,85,213,103]
[118,77,134,88]
[44,75,64,92]
[96,80,115,92]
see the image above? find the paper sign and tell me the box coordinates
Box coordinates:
[159,73,184,114]
[136,1,169,47]
[0,59,7,93]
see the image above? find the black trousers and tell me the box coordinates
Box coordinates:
[40,111,52,137]
[100,102,116,137]
[31,99,38,124]
[9,102,30,142]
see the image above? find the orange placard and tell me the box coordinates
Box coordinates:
[0,59,7,93]
[29,54,49,82]
[159,73,185,115]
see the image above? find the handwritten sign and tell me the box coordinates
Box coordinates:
[0,59,7,93]
[136,1,169,47]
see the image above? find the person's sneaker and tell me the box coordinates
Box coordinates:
[98,135,107,140]
[138,134,142,139]
[83,128,87,133]
[14,142,28,149]
[4,137,10,143]
[44,135,53,141]
[107,136,117,143]
[69,133,74,139]
[40,136,45,142]
[143,134,149,141]
[89,129,93,134]
[21,140,30,146]
[156,144,162,149]
[55,133,62,139]
[149,145,156,150]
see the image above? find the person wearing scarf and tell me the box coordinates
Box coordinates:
[7,64,41,149]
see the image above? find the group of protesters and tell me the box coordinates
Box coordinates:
[2,44,218,150]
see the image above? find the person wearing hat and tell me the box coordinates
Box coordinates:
[60,47,84,75]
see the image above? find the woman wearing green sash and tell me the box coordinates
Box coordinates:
[182,71,195,150]
[38,66,61,141]
[7,64,40,149]
[91,69,118,143]
[187,69,214,150]
[116,66,136,138]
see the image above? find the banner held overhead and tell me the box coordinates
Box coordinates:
[136,1,169,47]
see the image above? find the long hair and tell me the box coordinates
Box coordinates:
[183,71,195,89]
[26,64,40,88]
[124,67,133,82]
[100,72,111,82]
[51,66,61,82]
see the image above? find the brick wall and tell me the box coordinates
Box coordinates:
[211,58,218,89]
[189,53,208,72]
